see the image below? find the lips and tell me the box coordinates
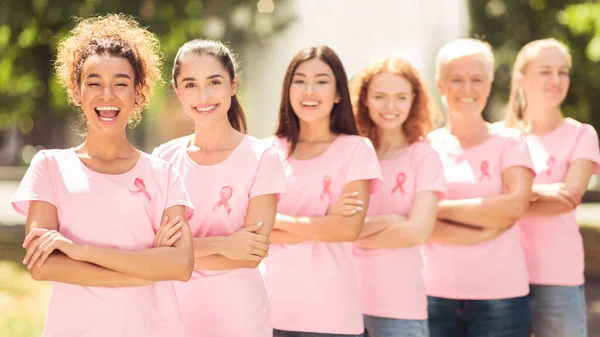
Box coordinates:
[300,101,320,107]
[94,105,120,124]
[193,104,218,115]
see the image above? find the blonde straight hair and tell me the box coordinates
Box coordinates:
[504,38,572,130]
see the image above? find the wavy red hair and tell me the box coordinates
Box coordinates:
[350,57,440,148]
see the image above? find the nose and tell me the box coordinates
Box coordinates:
[102,86,114,99]
[386,98,395,110]
[198,86,210,102]
[551,73,561,84]
[464,81,473,93]
[304,81,315,93]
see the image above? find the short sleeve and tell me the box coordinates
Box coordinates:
[344,137,383,187]
[570,124,600,175]
[500,134,535,174]
[250,147,286,199]
[165,164,195,220]
[415,144,447,199]
[12,151,57,216]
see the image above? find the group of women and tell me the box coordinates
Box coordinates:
[12,13,600,337]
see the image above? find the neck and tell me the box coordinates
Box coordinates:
[446,109,489,143]
[192,117,238,151]
[524,105,563,134]
[377,127,408,152]
[80,128,135,159]
[298,118,335,142]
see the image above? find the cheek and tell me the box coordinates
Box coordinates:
[318,85,337,102]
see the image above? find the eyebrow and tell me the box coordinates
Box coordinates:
[293,72,331,78]
[374,91,411,95]
[86,73,132,80]
[181,74,225,82]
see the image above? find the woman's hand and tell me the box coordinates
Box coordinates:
[22,228,80,269]
[154,215,184,248]
[216,222,270,261]
[327,191,364,216]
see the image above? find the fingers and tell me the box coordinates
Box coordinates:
[251,233,270,245]
[249,247,268,258]
[23,228,48,248]
[37,237,60,268]
[23,230,52,265]
[27,236,54,270]
[341,197,364,206]
[164,232,183,246]
[163,222,183,241]
[252,241,269,253]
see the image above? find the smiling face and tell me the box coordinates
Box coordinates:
[73,55,141,134]
[366,72,414,131]
[288,58,340,124]
[518,47,570,111]
[437,55,492,117]
[173,54,237,126]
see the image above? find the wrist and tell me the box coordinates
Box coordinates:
[72,244,91,262]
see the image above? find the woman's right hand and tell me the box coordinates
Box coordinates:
[217,222,270,261]
[327,191,364,216]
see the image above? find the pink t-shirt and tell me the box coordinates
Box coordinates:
[153,135,286,337]
[423,126,534,300]
[353,141,446,320]
[262,134,382,335]
[12,149,194,337]
[519,118,600,286]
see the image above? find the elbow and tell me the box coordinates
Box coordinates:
[244,260,261,269]
[30,266,47,281]
[344,226,362,242]
[502,195,531,228]
[175,252,194,282]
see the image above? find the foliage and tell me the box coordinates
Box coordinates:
[468,0,600,131]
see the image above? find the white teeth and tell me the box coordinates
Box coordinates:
[99,116,116,122]
[301,101,319,107]
[195,105,216,112]
[96,106,119,111]
[459,98,475,103]
[381,114,398,119]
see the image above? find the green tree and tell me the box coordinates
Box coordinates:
[467,0,599,131]
[0,0,291,163]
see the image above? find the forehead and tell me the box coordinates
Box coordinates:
[529,47,569,68]
[81,55,134,77]
[369,72,412,92]
[294,58,334,76]
[445,56,487,77]
[178,54,228,78]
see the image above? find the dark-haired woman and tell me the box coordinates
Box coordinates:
[262,45,382,337]
[153,39,285,337]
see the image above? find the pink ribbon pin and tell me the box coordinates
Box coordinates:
[391,172,406,195]
[479,161,491,181]
[546,156,555,176]
[130,178,151,202]
[213,186,233,215]
[320,175,332,201]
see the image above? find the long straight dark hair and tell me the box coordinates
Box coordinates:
[172,39,247,133]
[275,45,358,155]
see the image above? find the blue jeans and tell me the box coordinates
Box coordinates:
[529,284,587,337]
[363,315,428,337]
[273,329,363,337]
[427,295,530,337]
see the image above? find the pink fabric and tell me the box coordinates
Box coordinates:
[423,126,534,299]
[353,141,446,320]
[262,134,382,334]
[153,135,285,337]
[12,149,194,337]
[519,118,600,285]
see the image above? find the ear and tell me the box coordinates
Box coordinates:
[172,82,181,99]
[72,84,81,105]
[515,72,525,89]
[231,75,238,96]
[134,86,145,106]
[334,91,341,104]
[436,79,446,97]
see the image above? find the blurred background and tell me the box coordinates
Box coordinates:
[1,0,600,336]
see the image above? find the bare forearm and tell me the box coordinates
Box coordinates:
[270,229,305,244]
[524,200,574,217]
[276,214,362,242]
[359,216,393,239]
[192,237,223,258]
[438,194,529,229]
[31,252,153,287]
[429,221,501,246]
[194,255,258,270]
[354,221,426,249]
[76,245,193,282]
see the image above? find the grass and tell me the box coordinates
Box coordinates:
[0,261,50,337]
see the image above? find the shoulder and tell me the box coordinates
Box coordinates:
[337,134,376,151]
[564,118,598,137]
[152,135,191,160]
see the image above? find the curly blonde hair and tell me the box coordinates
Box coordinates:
[350,57,440,148]
[54,13,162,126]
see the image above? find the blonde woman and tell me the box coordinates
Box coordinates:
[506,38,600,337]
